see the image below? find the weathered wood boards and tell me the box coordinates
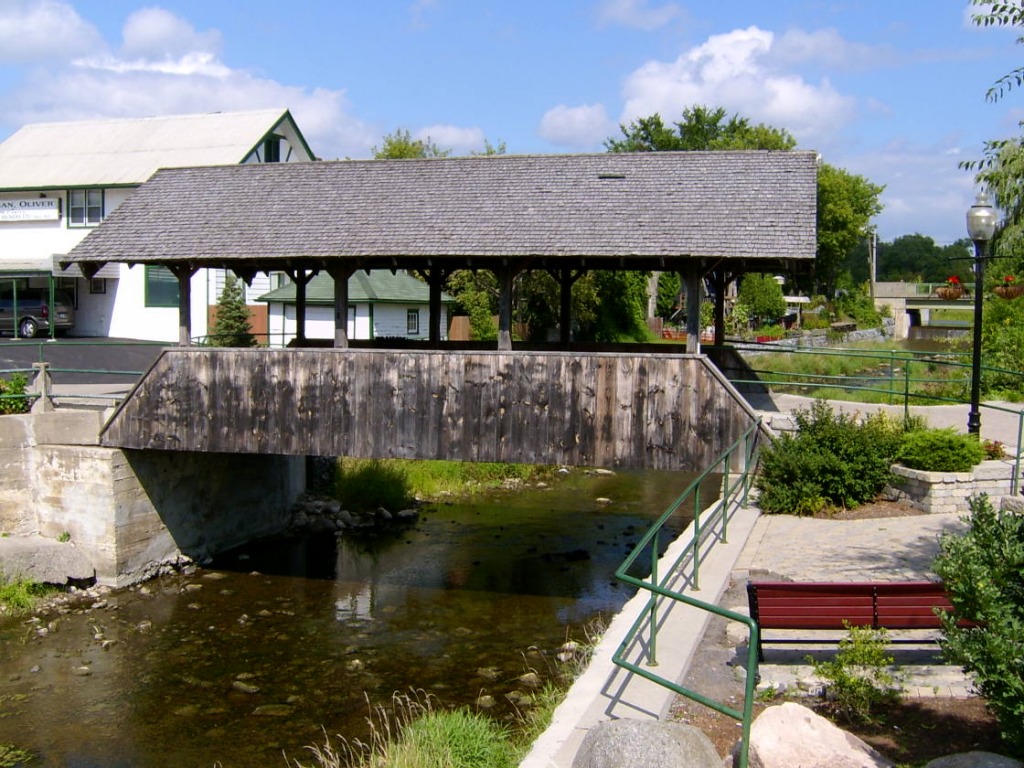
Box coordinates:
[102,349,758,470]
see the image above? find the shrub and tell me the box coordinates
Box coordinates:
[983,440,1007,460]
[934,495,1024,755]
[755,401,907,514]
[897,428,987,472]
[810,623,905,723]
[737,273,786,327]
[0,373,30,415]
[332,459,411,512]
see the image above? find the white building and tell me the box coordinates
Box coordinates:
[259,271,452,347]
[0,109,315,340]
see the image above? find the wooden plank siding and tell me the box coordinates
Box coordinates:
[101,349,759,470]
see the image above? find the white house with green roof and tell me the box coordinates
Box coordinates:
[258,270,453,346]
[0,108,315,340]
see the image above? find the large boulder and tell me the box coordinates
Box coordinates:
[741,702,894,768]
[573,718,721,768]
[923,754,1024,768]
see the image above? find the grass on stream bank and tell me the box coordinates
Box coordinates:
[0,572,57,615]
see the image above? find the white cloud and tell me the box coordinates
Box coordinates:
[416,124,486,155]
[120,7,222,60]
[0,7,376,160]
[772,28,896,72]
[595,0,680,31]
[839,139,979,243]
[619,26,857,148]
[538,103,613,149]
[0,0,104,62]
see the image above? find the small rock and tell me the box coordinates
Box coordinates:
[71,666,92,677]
[518,671,543,687]
[136,620,153,632]
[252,704,294,717]
[345,659,365,672]
[183,583,203,592]
[477,666,502,681]
[595,497,612,505]
[232,680,260,694]
[475,695,496,709]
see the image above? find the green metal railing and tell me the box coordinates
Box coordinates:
[612,419,764,768]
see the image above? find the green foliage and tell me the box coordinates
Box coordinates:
[445,270,498,341]
[897,428,987,472]
[396,460,544,500]
[56,530,70,543]
[655,271,681,321]
[816,163,885,297]
[737,273,786,327]
[0,373,30,415]
[587,271,651,342]
[864,234,974,283]
[755,401,907,514]
[969,0,1024,102]
[752,324,785,340]
[373,128,452,159]
[809,623,904,723]
[332,459,411,512]
[208,274,256,347]
[385,709,517,768]
[832,289,883,329]
[983,290,1024,395]
[0,743,35,767]
[605,105,796,152]
[0,574,53,614]
[934,494,1024,754]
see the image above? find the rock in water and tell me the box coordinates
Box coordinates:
[573,719,721,768]
[923,754,1024,768]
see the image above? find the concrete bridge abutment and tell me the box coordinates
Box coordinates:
[0,409,304,586]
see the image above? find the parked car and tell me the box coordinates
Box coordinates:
[0,289,75,338]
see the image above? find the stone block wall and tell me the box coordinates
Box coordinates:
[887,460,1017,514]
[1,409,305,586]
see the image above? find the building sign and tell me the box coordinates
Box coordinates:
[0,198,60,222]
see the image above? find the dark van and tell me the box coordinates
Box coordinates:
[0,288,75,338]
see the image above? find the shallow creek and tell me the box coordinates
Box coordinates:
[0,469,705,767]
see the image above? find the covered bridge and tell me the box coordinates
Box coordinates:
[66,151,818,468]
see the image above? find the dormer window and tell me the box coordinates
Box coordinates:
[263,137,281,163]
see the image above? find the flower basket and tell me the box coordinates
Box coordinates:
[994,284,1024,299]
[935,286,964,300]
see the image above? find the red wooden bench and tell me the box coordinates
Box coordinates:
[746,581,958,661]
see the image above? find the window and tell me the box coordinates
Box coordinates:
[145,266,179,307]
[68,189,104,227]
[89,278,106,295]
[263,137,281,163]
[406,309,420,335]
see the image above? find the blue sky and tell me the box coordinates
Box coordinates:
[0,1,1020,245]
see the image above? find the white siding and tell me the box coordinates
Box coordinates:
[264,302,446,347]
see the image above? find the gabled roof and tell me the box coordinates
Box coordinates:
[0,108,312,190]
[258,270,453,305]
[68,150,818,271]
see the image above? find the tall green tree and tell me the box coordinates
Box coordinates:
[816,164,884,297]
[736,273,786,327]
[209,273,256,347]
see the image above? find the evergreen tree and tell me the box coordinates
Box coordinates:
[209,273,256,347]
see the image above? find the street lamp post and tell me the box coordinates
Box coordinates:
[966,191,998,436]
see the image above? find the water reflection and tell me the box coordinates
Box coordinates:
[0,469,708,767]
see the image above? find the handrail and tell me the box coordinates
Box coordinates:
[612,419,763,768]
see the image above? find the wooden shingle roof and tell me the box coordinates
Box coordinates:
[68,150,818,272]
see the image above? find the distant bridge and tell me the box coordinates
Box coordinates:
[102,348,762,471]
[872,282,976,339]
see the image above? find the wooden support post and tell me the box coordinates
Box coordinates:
[327,265,354,349]
[496,264,514,351]
[427,268,447,346]
[171,264,196,346]
[287,268,316,345]
[713,270,727,346]
[682,266,702,354]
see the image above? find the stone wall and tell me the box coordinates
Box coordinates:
[887,460,1017,514]
[0,409,305,586]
